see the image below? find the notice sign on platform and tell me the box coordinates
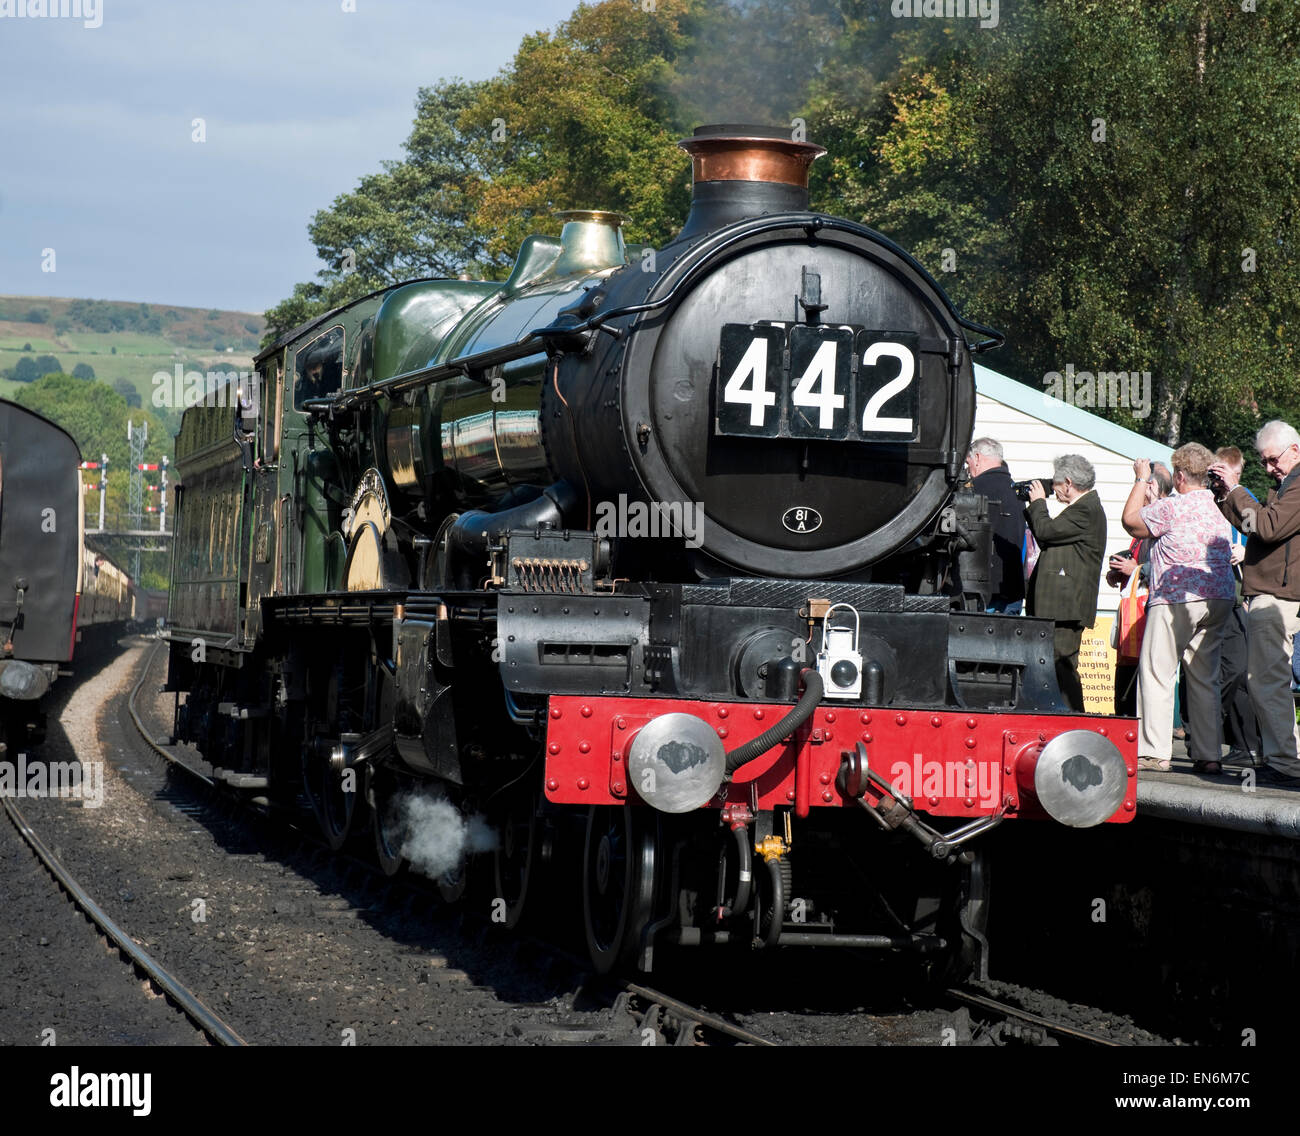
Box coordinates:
[1079,616,1118,715]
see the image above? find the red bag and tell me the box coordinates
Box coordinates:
[1115,568,1148,662]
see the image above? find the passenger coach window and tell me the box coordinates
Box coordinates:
[294,325,344,410]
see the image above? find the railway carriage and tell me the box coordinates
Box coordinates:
[162,126,1136,978]
[0,400,134,753]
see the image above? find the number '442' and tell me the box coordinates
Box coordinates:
[716,325,919,442]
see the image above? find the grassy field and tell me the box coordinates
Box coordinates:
[0,336,62,352]
[0,295,262,423]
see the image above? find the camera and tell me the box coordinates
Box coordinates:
[1207,468,1225,496]
[1012,477,1054,502]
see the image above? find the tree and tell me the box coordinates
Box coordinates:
[112,378,142,408]
[72,362,95,380]
[10,357,40,383]
[805,0,1300,445]
[14,373,170,472]
[10,354,64,382]
[455,0,705,262]
[264,1,711,343]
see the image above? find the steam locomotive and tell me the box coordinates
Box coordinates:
[163,126,1136,979]
[0,400,138,755]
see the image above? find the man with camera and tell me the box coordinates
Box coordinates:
[1122,448,1235,773]
[966,438,1027,614]
[1209,421,1300,785]
[1024,454,1108,712]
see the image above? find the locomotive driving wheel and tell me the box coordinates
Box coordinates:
[582,806,657,974]
[437,861,469,904]
[493,792,539,930]
[300,665,366,851]
[301,737,363,852]
[369,765,408,878]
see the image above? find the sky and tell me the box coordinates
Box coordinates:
[0,0,581,313]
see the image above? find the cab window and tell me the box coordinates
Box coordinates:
[294,325,344,410]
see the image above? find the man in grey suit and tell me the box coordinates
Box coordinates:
[1025,454,1108,712]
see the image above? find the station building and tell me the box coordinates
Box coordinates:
[971,364,1175,712]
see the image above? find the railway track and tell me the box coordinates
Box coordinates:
[0,790,246,1046]
[945,986,1132,1047]
[124,638,775,1046]
[119,638,1167,1047]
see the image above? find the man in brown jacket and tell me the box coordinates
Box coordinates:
[1209,420,1300,785]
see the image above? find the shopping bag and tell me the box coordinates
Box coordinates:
[1115,568,1148,662]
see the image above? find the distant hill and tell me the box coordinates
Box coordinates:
[0,296,265,439]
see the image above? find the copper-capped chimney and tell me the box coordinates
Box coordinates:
[677,124,826,240]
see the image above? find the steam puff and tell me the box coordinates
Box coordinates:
[396,792,498,881]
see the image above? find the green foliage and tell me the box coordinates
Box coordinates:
[260,0,1300,453]
[264,1,709,343]
[457,0,700,262]
[87,300,125,332]
[112,377,141,407]
[13,373,169,473]
[65,298,138,334]
[1181,398,1294,502]
[808,0,1300,445]
[25,307,48,324]
[8,354,62,382]
[71,362,95,380]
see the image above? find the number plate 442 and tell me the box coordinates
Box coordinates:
[715,323,920,443]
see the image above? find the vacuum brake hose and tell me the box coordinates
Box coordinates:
[724,668,825,775]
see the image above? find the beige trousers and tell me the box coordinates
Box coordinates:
[1137,600,1232,764]
[1244,593,1300,775]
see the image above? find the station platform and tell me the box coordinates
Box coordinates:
[1136,747,1300,838]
